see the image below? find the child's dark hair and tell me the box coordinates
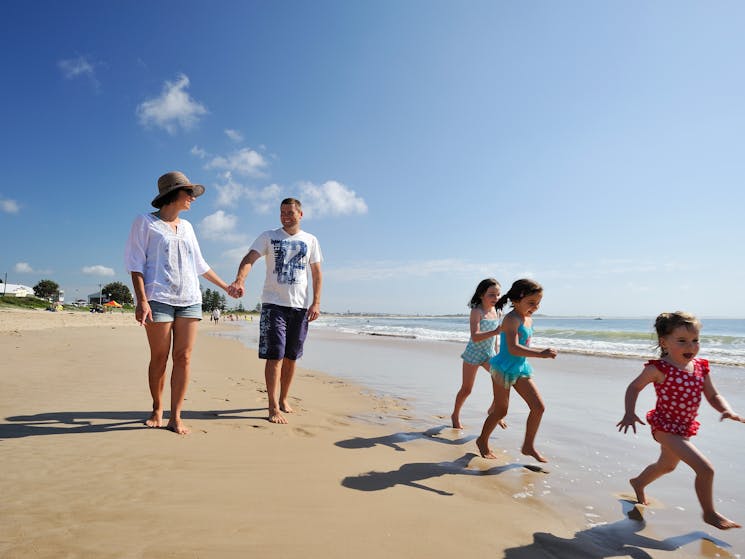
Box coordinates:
[654,311,701,356]
[495,278,543,311]
[468,278,500,309]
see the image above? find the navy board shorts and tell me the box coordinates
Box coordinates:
[258,303,309,360]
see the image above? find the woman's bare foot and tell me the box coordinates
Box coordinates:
[522,445,548,463]
[703,511,741,530]
[280,402,295,414]
[476,436,497,459]
[145,410,163,428]
[451,413,463,429]
[269,408,288,424]
[166,418,190,435]
[630,477,648,505]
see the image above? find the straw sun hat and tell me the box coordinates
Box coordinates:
[151,171,205,207]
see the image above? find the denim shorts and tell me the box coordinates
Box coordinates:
[148,300,203,323]
[258,304,309,360]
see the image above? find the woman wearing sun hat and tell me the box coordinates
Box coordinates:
[125,171,233,435]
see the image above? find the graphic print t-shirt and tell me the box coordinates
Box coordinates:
[250,228,322,309]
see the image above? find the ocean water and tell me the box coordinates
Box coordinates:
[314,315,745,367]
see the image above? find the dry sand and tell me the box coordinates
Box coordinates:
[0,309,739,558]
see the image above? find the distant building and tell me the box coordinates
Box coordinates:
[88,292,110,305]
[0,283,34,297]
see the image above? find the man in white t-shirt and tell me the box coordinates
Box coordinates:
[229,198,323,424]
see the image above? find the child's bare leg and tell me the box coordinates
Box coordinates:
[514,378,547,463]
[452,362,479,428]
[629,443,679,505]
[655,432,740,529]
[476,376,509,459]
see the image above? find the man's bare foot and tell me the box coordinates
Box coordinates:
[630,477,648,505]
[269,409,288,424]
[166,418,190,435]
[279,402,295,414]
[703,511,741,530]
[476,436,497,459]
[522,445,548,463]
[451,413,463,429]
[145,410,163,428]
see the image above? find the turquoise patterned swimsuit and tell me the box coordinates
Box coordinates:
[490,321,534,386]
[460,311,500,365]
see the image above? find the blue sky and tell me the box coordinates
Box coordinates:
[1,1,744,317]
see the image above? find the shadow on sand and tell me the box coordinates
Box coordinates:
[341,452,547,496]
[335,425,475,452]
[502,500,734,559]
[0,408,267,439]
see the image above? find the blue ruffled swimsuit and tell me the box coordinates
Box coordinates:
[460,313,500,365]
[490,322,534,387]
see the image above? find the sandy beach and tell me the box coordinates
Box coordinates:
[1,309,742,558]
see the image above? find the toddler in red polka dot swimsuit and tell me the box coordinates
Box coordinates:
[617,311,745,531]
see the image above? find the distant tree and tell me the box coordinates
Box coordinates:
[33,279,59,299]
[220,294,227,311]
[202,288,213,312]
[102,282,133,304]
[201,288,224,312]
[254,302,262,312]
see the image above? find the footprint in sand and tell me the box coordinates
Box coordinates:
[293,427,315,438]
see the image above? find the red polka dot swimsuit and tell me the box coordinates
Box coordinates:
[646,358,709,437]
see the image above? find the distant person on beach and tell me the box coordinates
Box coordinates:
[451,278,505,429]
[228,198,322,424]
[125,171,234,435]
[476,279,557,462]
[211,308,220,325]
[617,311,744,530]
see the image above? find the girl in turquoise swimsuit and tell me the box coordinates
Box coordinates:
[476,279,557,462]
[451,278,504,429]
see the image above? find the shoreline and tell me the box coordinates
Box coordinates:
[2,309,742,558]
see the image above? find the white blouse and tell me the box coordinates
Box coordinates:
[125,213,210,306]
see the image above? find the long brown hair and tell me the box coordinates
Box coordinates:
[495,278,543,311]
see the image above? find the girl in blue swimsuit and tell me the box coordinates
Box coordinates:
[476,279,557,462]
[451,278,503,429]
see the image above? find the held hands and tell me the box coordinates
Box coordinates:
[617,413,645,434]
[227,281,244,299]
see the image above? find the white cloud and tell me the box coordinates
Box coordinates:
[14,262,34,273]
[191,145,208,159]
[82,265,115,277]
[213,172,246,207]
[298,180,368,218]
[225,129,244,142]
[206,147,267,177]
[246,183,281,214]
[211,172,281,213]
[58,56,100,89]
[136,73,208,134]
[1,198,20,213]
[199,210,247,243]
